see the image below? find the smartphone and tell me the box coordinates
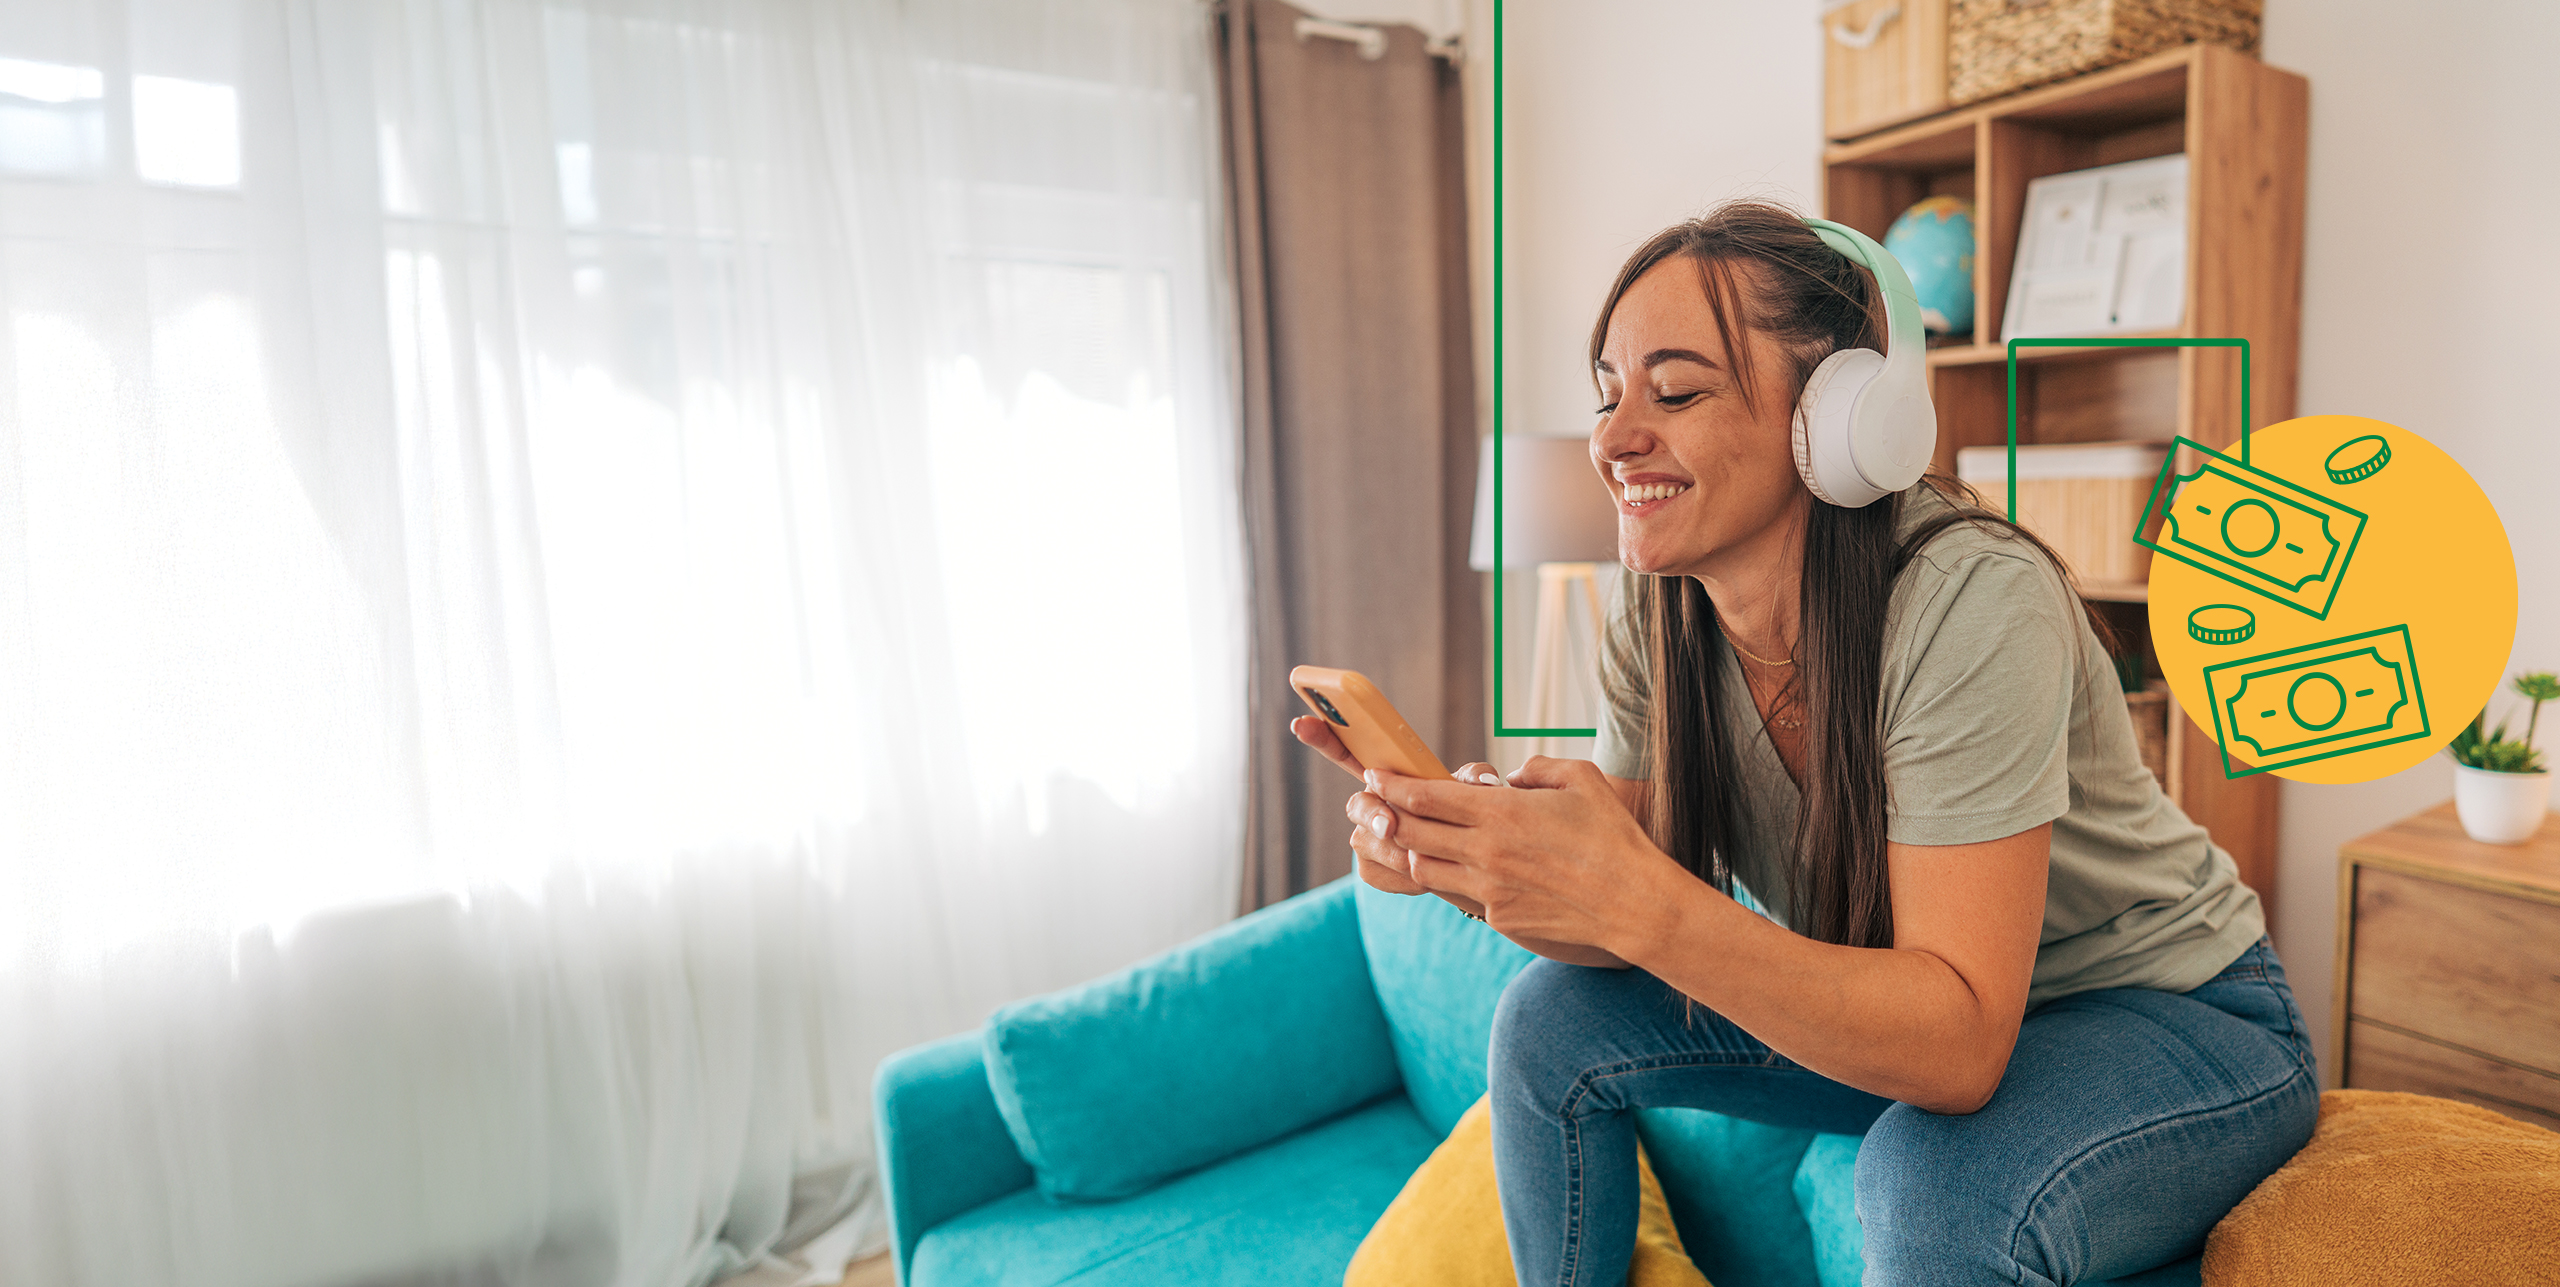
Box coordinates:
[1289,666,1451,781]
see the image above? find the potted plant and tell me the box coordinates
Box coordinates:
[2448,670,2560,845]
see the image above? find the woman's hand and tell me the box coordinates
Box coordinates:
[1337,759,1508,902]
[1296,716,1473,899]
[1292,715,1418,895]
[1296,715,1421,896]
[1369,755,1685,956]
[1290,715,1367,783]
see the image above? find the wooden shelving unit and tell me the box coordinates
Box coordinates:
[1821,43,2309,912]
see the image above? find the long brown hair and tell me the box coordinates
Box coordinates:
[1593,201,2112,949]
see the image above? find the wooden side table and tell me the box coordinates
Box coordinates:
[2334,802,2560,1131]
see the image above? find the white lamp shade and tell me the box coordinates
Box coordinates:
[1468,434,1618,570]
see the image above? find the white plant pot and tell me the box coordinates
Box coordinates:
[2452,762,2552,845]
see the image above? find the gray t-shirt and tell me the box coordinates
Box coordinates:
[1593,484,2264,1009]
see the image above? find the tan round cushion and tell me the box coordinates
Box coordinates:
[2204,1089,2560,1286]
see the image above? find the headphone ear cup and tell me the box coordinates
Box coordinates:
[1793,348,1887,508]
[1789,395,1831,506]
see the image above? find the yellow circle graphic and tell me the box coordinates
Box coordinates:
[2146,415,2516,785]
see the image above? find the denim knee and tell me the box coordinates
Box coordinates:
[1490,957,1585,1112]
[1853,1104,2039,1284]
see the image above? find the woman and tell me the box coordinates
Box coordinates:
[1292,201,2317,1286]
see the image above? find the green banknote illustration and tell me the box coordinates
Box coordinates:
[2203,625,2429,777]
[2138,436,2368,619]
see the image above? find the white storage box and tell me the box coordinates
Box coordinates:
[1956,441,2168,586]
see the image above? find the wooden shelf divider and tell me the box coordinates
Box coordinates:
[1822,42,2309,912]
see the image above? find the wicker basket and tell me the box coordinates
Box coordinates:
[1949,0,2261,105]
[1956,442,2168,588]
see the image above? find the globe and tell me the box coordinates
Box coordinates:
[1883,195,1976,335]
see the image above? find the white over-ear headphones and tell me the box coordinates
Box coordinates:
[1791,218,1938,509]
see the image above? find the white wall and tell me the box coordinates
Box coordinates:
[2261,0,2560,1083]
[1484,0,1824,758]
[1494,1,1822,445]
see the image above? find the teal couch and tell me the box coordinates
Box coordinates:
[873,876,2206,1286]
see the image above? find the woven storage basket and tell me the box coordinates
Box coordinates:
[1949,0,2261,105]
[1956,442,2167,586]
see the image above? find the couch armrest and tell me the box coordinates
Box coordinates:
[874,1031,1033,1281]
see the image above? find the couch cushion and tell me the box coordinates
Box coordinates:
[1789,1132,1862,1287]
[1614,1111,1815,1287]
[1348,1094,1705,1286]
[1352,879,1535,1136]
[983,876,1400,1202]
[2202,1089,2560,1286]
[908,1094,1438,1287]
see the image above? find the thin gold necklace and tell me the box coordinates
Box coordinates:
[1729,635,1794,667]
[1733,639,1806,730]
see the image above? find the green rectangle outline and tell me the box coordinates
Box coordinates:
[2199,623,2431,778]
[2003,336,2249,523]
[1491,0,1593,737]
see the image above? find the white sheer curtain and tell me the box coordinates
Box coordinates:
[0,1,1245,1283]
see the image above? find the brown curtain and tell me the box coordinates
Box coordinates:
[1219,0,1482,912]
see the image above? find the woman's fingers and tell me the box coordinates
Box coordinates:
[1350,832,1427,895]
[1450,761,1507,787]
[1293,716,1368,781]
[1345,794,1425,894]
[1347,788,1427,881]
[1346,787,1397,841]
[1507,754,1599,791]
[1406,849,1483,903]
[1347,787,1477,884]
[1369,769,1493,828]
[1382,807,1477,864]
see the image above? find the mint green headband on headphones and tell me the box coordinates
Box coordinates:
[1787,217,1936,508]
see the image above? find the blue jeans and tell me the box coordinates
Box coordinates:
[1487,937,2319,1286]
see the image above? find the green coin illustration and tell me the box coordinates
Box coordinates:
[2324,434,2391,484]
[2188,603,2257,646]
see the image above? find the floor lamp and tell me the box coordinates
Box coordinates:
[1468,435,1620,762]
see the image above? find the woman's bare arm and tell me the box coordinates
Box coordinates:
[1373,758,2049,1115]
[1614,825,2048,1113]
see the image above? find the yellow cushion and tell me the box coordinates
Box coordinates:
[2203,1089,2560,1287]
[1345,1094,1708,1287]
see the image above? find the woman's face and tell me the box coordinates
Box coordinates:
[1590,258,1810,580]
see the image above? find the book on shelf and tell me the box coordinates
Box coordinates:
[2001,153,2188,342]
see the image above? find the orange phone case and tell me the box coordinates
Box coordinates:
[1289,666,1452,781]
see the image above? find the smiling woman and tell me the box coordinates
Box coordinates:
[1302,200,2320,1286]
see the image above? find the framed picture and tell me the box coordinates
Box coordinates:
[2001,153,2189,342]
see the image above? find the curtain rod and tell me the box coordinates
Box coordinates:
[1292,15,1463,62]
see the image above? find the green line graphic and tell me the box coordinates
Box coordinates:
[1492,0,1593,737]
[2188,604,2256,646]
[2324,435,2391,485]
[2004,337,2249,523]
[2136,435,2367,620]
[2202,624,2430,777]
